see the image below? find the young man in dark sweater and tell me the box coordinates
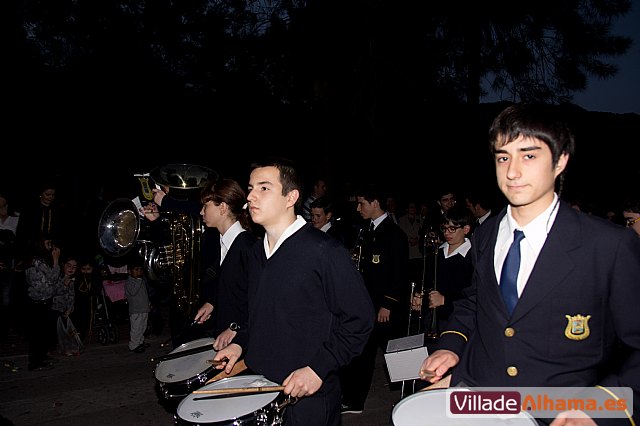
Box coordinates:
[213,158,375,426]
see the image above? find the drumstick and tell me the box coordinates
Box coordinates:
[420,373,452,391]
[419,369,435,379]
[159,320,199,348]
[206,358,228,366]
[192,385,285,395]
[205,359,247,384]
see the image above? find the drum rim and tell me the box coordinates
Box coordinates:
[154,337,217,383]
[176,375,282,423]
[170,337,216,354]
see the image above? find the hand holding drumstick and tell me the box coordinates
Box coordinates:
[212,343,242,375]
[419,349,459,384]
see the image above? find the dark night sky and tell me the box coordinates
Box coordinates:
[4,2,639,217]
[481,0,640,114]
[571,0,640,114]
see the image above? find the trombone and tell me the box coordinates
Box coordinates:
[409,226,440,337]
[351,228,364,272]
[425,240,439,340]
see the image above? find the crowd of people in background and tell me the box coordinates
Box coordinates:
[0,103,638,425]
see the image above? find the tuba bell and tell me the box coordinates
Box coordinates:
[97,164,216,319]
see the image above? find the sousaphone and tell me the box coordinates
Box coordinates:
[98,164,217,317]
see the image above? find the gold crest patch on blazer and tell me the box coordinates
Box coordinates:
[564,314,591,341]
[372,254,380,264]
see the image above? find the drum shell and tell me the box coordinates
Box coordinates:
[174,375,286,426]
[154,338,217,401]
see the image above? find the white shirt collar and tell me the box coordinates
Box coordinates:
[499,193,560,261]
[371,212,389,230]
[440,238,472,259]
[220,221,244,264]
[263,215,307,259]
[221,221,244,250]
[320,222,332,233]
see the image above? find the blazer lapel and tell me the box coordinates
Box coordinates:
[474,209,509,316]
[510,203,580,321]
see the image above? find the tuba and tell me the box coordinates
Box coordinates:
[97,164,216,318]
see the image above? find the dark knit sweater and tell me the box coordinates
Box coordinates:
[237,223,375,384]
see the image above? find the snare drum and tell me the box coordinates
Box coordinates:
[154,337,217,401]
[174,375,286,425]
[392,389,538,425]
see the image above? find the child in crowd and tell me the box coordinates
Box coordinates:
[53,255,83,356]
[124,258,150,353]
[71,256,100,343]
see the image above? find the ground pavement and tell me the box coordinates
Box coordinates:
[1,309,410,426]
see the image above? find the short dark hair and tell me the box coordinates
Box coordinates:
[489,102,575,168]
[309,196,334,215]
[354,183,388,210]
[465,187,494,211]
[442,204,474,228]
[249,157,303,199]
[622,196,640,214]
[128,256,145,270]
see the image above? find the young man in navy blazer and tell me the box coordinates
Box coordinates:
[421,103,640,425]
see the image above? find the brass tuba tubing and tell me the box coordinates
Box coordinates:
[97,198,204,319]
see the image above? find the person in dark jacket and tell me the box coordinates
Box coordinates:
[192,178,256,350]
[142,180,220,347]
[213,158,374,426]
[420,204,475,337]
[339,183,410,414]
[309,195,354,248]
[420,103,640,425]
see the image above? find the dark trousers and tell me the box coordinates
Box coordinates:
[340,329,379,408]
[27,298,53,367]
[340,317,402,409]
[284,375,341,426]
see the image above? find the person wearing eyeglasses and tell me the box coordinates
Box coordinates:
[622,197,640,237]
[419,188,457,256]
[418,204,475,339]
[419,103,640,425]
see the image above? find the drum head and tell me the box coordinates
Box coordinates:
[176,375,280,424]
[154,338,216,384]
[392,389,538,425]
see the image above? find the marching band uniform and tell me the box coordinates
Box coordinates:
[437,201,640,425]
[341,213,409,412]
[234,222,374,424]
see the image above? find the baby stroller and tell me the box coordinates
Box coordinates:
[92,283,119,345]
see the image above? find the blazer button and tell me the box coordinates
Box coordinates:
[507,366,518,377]
[504,327,515,337]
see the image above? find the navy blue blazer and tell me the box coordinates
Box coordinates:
[437,201,640,424]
